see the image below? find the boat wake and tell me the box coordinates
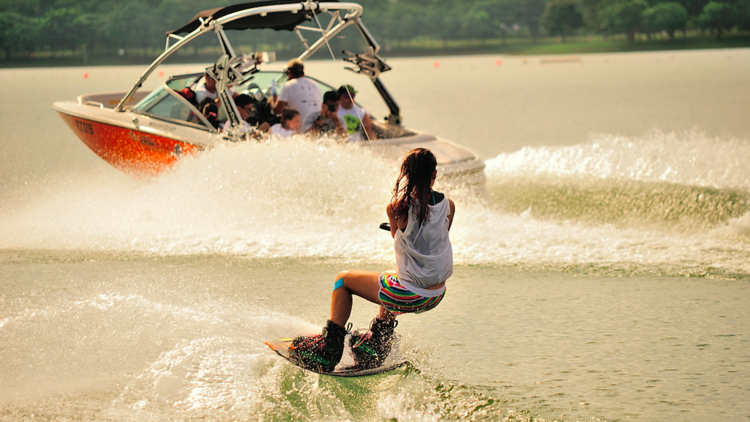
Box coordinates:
[0,285,508,421]
[1,130,749,277]
[0,138,395,260]
[477,129,750,277]
[485,129,750,190]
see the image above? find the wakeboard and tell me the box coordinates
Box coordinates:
[265,334,409,377]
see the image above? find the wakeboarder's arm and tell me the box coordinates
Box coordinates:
[387,203,398,238]
[386,203,409,238]
[447,198,455,230]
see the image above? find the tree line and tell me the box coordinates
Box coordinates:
[1,0,749,60]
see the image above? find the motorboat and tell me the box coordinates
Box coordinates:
[53,0,485,185]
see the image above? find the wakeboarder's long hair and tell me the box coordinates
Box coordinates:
[391,148,437,226]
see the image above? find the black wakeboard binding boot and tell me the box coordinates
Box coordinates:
[350,317,398,369]
[291,320,349,373]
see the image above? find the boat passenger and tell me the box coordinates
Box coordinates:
[268,108,301,138]
[178,88,199,108]
[337,84,375,141]
[171,88,199,122]
[302,91,347,138]
[221,94,267,136]
[270,59,321,124]
[195,74,237,106]
[290,148,455,372]
[246,97,280,129]
[199,98,220,129]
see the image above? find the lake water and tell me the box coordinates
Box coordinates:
[1,49,750,421]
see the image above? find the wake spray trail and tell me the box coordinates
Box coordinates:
[468,130,750,277]
[0,139,394,259]
[2,131,750,276]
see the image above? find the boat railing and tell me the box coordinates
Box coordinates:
[84,101,104,109]
[78,92,150,110]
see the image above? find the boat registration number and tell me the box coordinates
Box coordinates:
[75,119,94,135]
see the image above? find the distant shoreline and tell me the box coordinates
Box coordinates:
[2,34,749,69]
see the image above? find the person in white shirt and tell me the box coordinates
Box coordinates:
[195,74,237,106]
[268,108,301,138]
[270,59,321,123]
[337,84,376,140]
[289,148,455,372]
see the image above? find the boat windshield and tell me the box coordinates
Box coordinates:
[132,74,211,130]
[135,70,336,123]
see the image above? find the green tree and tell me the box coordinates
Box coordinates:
[518,0,547,41]
[698,1,735,37]
[541,0,584,41]
[681,0,711,18]
[579,0,603,30]
[379,2,426,42]
[481,0,528,43]
[458,0,519,42]
[0,12,29,59]
[642,2,689,40]
[736,0,750,31]
[461,6,496,39]
[41,7,93,56]
[425,0,463,45]
[98,1,161,57]
[597,0,648,41]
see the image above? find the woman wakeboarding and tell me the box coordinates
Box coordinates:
[291,148,456,371]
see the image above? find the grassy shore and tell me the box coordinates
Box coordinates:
[2,33,749,68]
[389,33,750,56]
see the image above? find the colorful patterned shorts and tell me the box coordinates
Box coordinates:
[378,274,445,315]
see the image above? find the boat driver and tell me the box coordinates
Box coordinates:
[195,73,238,106]
[270,59,321,124]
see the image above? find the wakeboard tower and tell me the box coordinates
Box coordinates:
[52,1,485,185]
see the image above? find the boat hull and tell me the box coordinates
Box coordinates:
[54,97,484,185]
[54,104,203,177]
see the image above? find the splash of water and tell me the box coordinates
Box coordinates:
[474,129,750,276]
[486,129,750,189]
[0,138,394,259]
[1,131,749,277]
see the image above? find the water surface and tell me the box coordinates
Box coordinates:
[1,49,749,421]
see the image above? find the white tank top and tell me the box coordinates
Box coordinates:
[394,196,453,296]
